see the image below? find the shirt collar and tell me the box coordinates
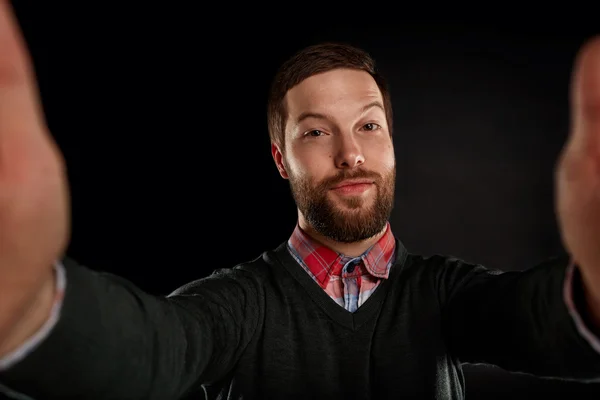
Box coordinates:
[287,222,396,288]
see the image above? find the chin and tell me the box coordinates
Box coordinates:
[333,196,374,211]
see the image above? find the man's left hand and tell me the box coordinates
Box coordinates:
[556,36,600,315]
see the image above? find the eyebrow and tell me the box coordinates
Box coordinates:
[294,101,385,126]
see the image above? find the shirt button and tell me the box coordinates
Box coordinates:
[346,261,358,273]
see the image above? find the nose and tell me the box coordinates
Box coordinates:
[334,135,365,169]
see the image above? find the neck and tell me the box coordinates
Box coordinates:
[297,214,388,258]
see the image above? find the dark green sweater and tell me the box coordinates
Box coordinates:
[1,240,600,399]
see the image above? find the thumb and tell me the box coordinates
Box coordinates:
[568,35,600,158]
[0,0,45,134]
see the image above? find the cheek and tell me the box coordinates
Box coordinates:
[289,162,324,186]
[383,148,395,170]
[288,146,331,180]
[368,142,395,170]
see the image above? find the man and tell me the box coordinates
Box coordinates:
[0,2,599,398]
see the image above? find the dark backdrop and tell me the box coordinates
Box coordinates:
[8,2,600,399]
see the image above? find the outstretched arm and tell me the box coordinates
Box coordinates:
[0,3,259,398]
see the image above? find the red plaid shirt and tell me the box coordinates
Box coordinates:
[287,222,396,312]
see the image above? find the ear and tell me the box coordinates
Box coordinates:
[271,143,289,179]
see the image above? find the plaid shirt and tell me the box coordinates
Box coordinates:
[287,222,396,312]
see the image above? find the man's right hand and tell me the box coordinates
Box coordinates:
[0,1,71,354]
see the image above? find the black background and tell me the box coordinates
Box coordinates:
[8,2,600,398]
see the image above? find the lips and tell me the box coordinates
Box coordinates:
[329,179,375,196]
[331,179,374,189]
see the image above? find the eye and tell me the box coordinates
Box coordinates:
[362,123,381,131]
[305,129,325,137]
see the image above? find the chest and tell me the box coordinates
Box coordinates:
[225,284,457,399]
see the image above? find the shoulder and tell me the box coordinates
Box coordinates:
[401,252,499,275]
[390,252,503,294]
[168,250,275,297]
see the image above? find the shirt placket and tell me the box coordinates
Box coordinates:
[342,258,362,312]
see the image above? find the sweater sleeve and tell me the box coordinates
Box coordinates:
[0,257,262,399]
[438,254,600,381]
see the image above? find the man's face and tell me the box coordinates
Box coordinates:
[273,68,396,243]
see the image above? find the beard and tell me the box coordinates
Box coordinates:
[287,165,395,243]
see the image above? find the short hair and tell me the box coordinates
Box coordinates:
[266,42,393,151]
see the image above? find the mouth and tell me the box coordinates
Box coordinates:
[331,179,375,189]
[330,179,375,195]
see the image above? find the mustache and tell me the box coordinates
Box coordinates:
[320,169,382,189]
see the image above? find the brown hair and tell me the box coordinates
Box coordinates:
[266,42,393,151]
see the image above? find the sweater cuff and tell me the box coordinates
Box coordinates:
[564,259,600,354]
[0,261,66,371]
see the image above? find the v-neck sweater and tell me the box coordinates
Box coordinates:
[1,240,600,399]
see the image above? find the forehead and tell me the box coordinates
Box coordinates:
[284,69,383,121]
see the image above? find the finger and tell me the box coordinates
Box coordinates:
[569,35,600,157]
[0,1,46,140]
